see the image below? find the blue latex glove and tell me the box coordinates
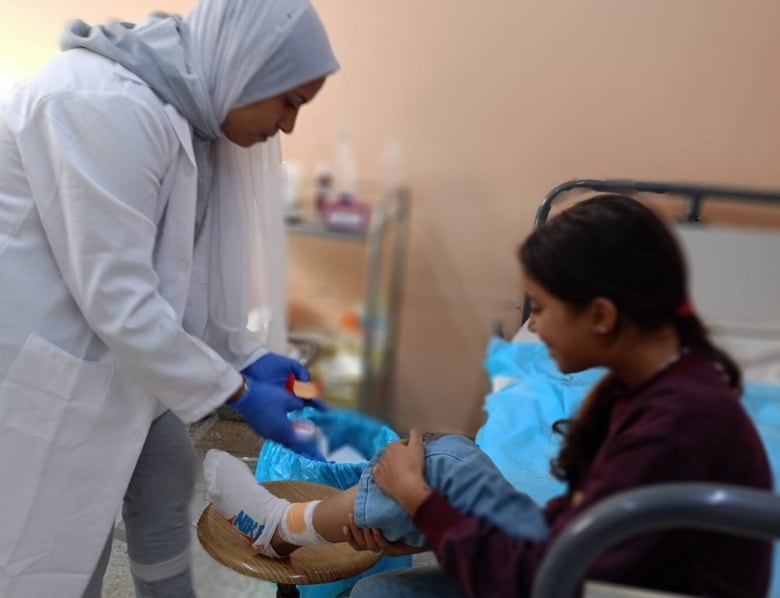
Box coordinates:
[233,353,328,459]
[242,353,328,411]
[229,378,326,461]
[242,352,311,387]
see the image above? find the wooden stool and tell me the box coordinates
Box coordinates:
[197,480,382,598]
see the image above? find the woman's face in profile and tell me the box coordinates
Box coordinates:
[221,77,326,147]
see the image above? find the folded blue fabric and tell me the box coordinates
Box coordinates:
[742,380,780,490]
[742,381,780,598]
[477,337,605,504]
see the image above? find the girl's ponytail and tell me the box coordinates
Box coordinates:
[674,307,742,392]
[551,374,619,488]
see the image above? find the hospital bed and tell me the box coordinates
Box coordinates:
[475,179,780,598]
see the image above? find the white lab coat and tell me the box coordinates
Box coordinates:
[0,50,250,596]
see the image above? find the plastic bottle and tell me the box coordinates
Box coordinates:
[313,163,333,216]
[321,133,370,232]
[281,160,302,220]
[381,137,404,194]
[335,131,357,200]
[291,419,329,458]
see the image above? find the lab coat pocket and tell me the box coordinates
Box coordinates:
[0,333,115,447]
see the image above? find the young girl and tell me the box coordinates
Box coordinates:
[205,195,772,598]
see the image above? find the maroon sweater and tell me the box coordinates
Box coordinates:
[413,352,772,597]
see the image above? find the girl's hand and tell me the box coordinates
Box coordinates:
[372,428,432,514]
[342,514,428,556]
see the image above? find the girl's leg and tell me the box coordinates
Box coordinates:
[204,449,354,557]
[312,486,359,539]
[205,434,547,557]
[353,434,548,546]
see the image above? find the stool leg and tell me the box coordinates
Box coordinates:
[277,583,300,598]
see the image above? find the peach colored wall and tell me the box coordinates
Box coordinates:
[5,1,780,435]
[289,1,780,435]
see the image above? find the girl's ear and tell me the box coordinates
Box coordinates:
[589,297,618,335]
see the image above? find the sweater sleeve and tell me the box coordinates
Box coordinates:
[410,407,704,597]
[413,491,548,597]
[411,361,771,598]
[411,439,697,597]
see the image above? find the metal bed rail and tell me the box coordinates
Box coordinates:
[522,178,780,323]
[530,483,780,598]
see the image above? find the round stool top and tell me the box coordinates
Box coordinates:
[197,480,382,585]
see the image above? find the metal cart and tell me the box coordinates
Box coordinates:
[287,186,411,423]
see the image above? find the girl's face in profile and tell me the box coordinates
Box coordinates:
[524,275,602,374]
[221,77,326,147]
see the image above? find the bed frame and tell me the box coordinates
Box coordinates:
[522,179,780,598]
[521,178,780,323]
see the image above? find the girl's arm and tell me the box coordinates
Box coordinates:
[369,429,547,596]
[413,493,548,597]
[372,429,434,513]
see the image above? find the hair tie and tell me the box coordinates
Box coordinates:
[675,300,694,318]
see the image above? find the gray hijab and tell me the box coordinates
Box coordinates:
[60,0,338,238]
[59,0,340,361]
[60,0,338,141]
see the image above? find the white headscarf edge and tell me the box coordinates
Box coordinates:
[192,0,338,364]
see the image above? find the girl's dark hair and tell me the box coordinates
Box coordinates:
[518,194,741,489]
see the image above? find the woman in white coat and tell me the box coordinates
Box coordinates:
[0,0,338,596]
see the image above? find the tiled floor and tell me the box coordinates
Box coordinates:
[100,415,434,597]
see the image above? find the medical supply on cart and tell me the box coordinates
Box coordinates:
[321,132,371,233]
[321,194,371,233]
[313,163,334,216]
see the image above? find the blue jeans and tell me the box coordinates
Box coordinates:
[347,565,465,598]
[353,434,548,546]
[349,435,548,597]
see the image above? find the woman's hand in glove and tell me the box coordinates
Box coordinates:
[227,377,325,460]
[241,352,310,387]
[241,352,327,412]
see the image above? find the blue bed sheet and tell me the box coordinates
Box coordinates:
[476,336,780,595]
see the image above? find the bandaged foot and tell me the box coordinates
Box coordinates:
[204,449,331,557]
[203,449,289,557]
[278,500,328,547]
